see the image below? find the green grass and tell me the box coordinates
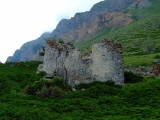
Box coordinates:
[1,1,160,119]
[74,0,160,68]
[124,53,159,68]
[0,61,160,119]
[0,61,42,95]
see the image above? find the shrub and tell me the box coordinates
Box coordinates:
[39,52,45,56]
[42,46,45,51]
[36,86,64,98]
[32,79,45,90]
[105,80,123,89]
[87,84,120,98]
[37,71,46,77]
[23,79,45,95]
[75,81,104,90]
[105,80,115,86]
[58,39,64,44]
[50,86,64,98]
[23,85,36,95]
[75,80,121,90]
[52,76,64,88]
[75,83,90,90]
[36,86,50,98]
[23,76,67,98]
[63,84,72,92]
[154,54,160,59]
[124,71,144,83]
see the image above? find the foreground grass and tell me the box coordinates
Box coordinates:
[0,62,160,119]
[1,77,160,119]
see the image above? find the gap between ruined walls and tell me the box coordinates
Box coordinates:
[37,38,124,87]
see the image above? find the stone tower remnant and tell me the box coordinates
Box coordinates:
[38,39,124,86]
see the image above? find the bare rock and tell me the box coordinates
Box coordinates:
[60,12,133,42]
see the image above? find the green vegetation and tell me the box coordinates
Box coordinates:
[124,71,144,83]
[74,0,160,68]
[0,61,42,95]
[39,46,45,56]
[39,52,45,56]
[58,39,65,44]
[1,0,160,119]
[24,76,72,98]
[124,53,159,68]
[0,61,160,119]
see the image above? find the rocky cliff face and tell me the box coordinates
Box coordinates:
[6,32,51,62]
[60,12,133,42]
[51,0,151,42]
[38,39,124,86]
[129,0,151,9]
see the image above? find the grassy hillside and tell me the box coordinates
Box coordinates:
[1,0,160,119]
[0,61,42,95]
[0,61,160,119]
[74,0,160,68]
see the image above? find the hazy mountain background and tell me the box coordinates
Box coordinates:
[6,32,51,62]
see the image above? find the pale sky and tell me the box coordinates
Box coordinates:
[0,0,102,63]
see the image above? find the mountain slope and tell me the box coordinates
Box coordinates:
[6,32,51,62]
[7,0,151,62]
[51,0,150,42]
[74,0,160,67]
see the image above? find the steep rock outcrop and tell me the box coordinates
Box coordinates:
[129,0,151,9]
[38,39,124,86]
[51,0,151,42]
[60,12,133,42]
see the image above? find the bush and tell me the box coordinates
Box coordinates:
[36,86,50,98]
[23,76,67,98]
[105,80,123,89]
[52,76,64,88]
[50,86,64,98]
[39,52,45,56]
[154,54,160,59]
[75,80,121,90]
[104,80,115,86]
[35,86,64,98]
[87,84,120,98]
[124,71,144,83]
[63,84,72,91]
[23,79,46,95]
[58,39,64,44]
[32,79,45,90]
[23,85,37,95]
[75,81,104,90]
[37,71,46,77]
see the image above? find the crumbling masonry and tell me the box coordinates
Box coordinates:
[38,39,124,86]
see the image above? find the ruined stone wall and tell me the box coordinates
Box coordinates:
[38,39,124,86]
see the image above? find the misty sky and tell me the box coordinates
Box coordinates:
[0,0,102,63]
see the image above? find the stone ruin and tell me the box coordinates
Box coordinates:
[38,39,124,86]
